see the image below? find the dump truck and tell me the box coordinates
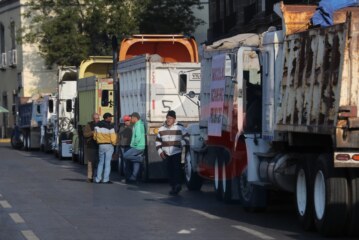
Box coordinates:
[11,94,56,151]
[186,2,359,237]
[117,34,200,180]
[72,56,113,164]
[52,66,78,159]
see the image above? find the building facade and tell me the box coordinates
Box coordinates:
[207,0,318,42]
[0,0,57,138]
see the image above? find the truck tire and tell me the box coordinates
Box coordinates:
[184,149,203,191]
[22,133,28,151]
[239,167,267,212]
[11,132,22,149]
[214,157,223,200]
[313,154,349,237]
[220,155,232,203]
[295,160,314,231]
[26,131,31,151]
[346,169,359,237]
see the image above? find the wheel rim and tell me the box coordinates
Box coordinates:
[27,135,31,149]
[222,160,226,192]
[314,170,326,220]
[296,168,307,216]
[214,158,219,190]
[185,151,192,182]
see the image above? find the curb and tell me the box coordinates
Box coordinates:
[0,139,10,143]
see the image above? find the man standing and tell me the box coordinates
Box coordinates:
[82,112,100,183]
[156,110,189,195]
[123,112,145,183]
[93,112,117,184]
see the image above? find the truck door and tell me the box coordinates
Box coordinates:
[236,48,262,134]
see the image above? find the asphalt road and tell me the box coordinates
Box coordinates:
[0,143,354,240]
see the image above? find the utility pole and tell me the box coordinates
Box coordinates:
[112,35,119,131]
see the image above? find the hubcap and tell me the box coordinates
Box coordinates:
[214,159,219,190]
[314,170,326,220]
[296,168,307,216]
[222,160,226,192]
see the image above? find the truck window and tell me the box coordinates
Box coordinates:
[179,74,187,94]
[66,99,72,112]
[243,50,262,133]
[36,105,41,114]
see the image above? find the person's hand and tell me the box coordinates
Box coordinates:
[160,152,167,159]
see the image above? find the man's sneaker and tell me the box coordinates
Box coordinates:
[174,185,182,194]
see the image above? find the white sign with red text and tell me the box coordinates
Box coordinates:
[208,54,226,136]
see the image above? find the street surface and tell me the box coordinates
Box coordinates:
[0,143,354,240]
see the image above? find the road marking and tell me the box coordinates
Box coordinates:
[21,230,40,240]
[190,209,221,220]
[232,225,275,240]
[138,190,151,194]
[178,229,191,234]
[9,213,25,223]
[0,200,12,208]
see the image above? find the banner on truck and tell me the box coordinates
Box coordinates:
[208,54,226,137]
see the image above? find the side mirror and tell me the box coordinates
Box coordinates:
[179,74,187,95]
[66,99,72,112]
[48,100,54,113]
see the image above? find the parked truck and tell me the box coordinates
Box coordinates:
[114,34,200,179]
[72,56,114,164]
[52,66,78,159]
[11,94,56,151]
[118,53,200,179]
[186,2,359,237]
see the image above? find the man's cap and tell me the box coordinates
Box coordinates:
[166,110,176,119]
[103,112,114,119]
[123,115,131,121]
[130,112,140,119]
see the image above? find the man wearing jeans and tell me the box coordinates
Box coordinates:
[123,112,145,183]
[93,112,117,184]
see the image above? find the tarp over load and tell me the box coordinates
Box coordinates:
[311,0,359,27]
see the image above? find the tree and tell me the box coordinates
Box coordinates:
[20,0,141,66]
[19,0,204,67]
[139,0,204,34]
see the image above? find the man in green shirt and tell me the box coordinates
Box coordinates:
[123,112,145,183]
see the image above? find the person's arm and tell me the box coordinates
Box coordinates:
[110,128,117,145]
[93,126,98,141]
[155,129,166,159]
[181,126,190,147]
[83,124,93,138]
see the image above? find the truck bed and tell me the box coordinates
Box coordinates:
[276,14,359,148]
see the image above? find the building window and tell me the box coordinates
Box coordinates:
[0,23,4,53]
[10,21,16,49]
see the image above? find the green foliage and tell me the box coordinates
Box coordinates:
[139,0,204,34]
[19,0,204,67]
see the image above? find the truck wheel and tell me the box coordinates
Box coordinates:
[78,136,85,165]
[214,157,223,200]
[11,132,22,149]
[313,154,349,237]
[184,149,203,191]
[239,168,267,212]
[26,132,31,151]
[22,133,28,151]
[295,161,314,231]
[220,157,232,203]
[346,169,359,237]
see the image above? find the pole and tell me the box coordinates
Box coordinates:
[112,35,119,132]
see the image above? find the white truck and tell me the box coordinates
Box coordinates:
[186,2,359,237]
[52,66,77,159]
[11,94,56,151]
[118,54,200,179]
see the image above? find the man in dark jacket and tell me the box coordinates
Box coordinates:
[82,113,100,182]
